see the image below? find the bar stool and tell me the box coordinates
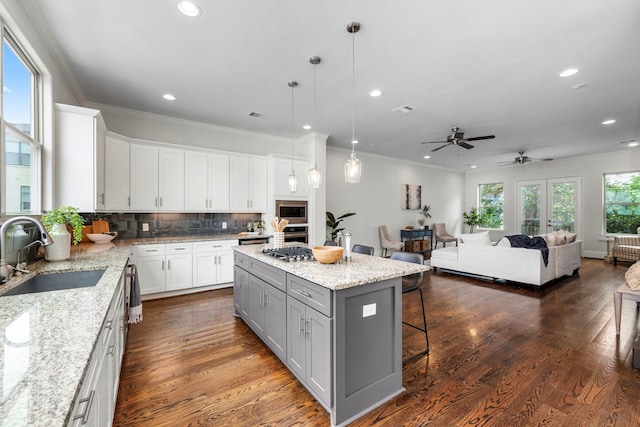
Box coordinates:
[391,251,429,363]
[352,244,375,255]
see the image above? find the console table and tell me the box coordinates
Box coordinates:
[401,228,433,257]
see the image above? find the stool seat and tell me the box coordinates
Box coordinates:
[614,281,640,335]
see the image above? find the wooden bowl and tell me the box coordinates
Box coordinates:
[312,246,344,264]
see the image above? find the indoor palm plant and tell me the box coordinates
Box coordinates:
[41,206,85,261]
[326,211,356,242]
[462,207,481,233]
[418,205,431,229]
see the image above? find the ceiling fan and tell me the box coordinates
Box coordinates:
[499,150,554,165]
[421,127,495,152]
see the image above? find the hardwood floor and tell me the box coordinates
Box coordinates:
[114,258,640,426]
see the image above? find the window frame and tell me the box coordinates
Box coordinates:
[477,182,504,230]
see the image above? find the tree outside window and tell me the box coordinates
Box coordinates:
[604,172,640,234]
[478,183,504,229]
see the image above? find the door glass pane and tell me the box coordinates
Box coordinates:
[2,40,33,137]
[520,184,541,235]
[551,182,575,232]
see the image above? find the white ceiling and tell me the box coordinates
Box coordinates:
[24,0,640,171]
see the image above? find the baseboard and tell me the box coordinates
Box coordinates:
[583,250,606,259]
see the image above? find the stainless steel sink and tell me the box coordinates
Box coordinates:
[2,269,106,296]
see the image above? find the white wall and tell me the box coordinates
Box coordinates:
[464,148,640,259]
[326,147,465,255]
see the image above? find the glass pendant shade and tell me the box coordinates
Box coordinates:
[308,165,322,189]
[288,170,298,193]
[344,152,362,183]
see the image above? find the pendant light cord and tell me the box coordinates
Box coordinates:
[351,25,356,154]
[313,60,318,167]
[291,84,294,170]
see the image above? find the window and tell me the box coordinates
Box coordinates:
[604,172,640,234]
[478,182,504,229]
[1,28,41,215]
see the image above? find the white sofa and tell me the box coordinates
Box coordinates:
[430,232,582,287]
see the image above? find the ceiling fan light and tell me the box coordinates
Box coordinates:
[344,152,362,183]
[177,1,201,17]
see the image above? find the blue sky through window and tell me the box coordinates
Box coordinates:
[3,40,32,128]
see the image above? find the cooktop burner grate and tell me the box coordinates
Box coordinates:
[262,247,314,262]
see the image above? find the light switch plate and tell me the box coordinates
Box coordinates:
[142,223,149,231]
[363,303,377,318]
[222,222,227,229]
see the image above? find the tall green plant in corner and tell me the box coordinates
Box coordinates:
[41,206,85,245]
[463,207,481,233]
[326,211,356,242]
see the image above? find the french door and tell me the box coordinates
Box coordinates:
[517,177,581,236]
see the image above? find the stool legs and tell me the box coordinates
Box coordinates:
[402,287,429,364]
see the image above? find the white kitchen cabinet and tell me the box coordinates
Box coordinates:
[192,240,236,287]
[130,144,184,211]
[55,103,107,211]
[273,157,310,198]
[230,156,267,212]
[185,151,229,211]
[104,135,130,211]
[135,243,193,294]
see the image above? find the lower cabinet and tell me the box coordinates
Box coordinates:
[248,275,286,361]
[68,268,126,427]
[192,240,235,287]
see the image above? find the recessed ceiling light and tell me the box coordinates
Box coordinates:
[560,68,578,77]
[423,155,431,159]
[629,141,639,147]
[602,119,616,125]
[470,165,477,169]
[351,140,358,144]
[177,1,201,17]
[163,93,176,101]
[369,89,382,97]
[303,124,311,130]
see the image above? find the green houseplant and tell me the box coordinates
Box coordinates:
[41,206,85,245]
[418,205,431,229]
[462,207,481,233]
[326,211,356,242]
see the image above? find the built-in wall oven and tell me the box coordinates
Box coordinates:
[275,200,308,243]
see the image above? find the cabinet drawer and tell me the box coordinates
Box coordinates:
[287,274,332,317]
[250,258,287,292]
[167,242,192,254]
[135,244,166,256]
[194,240,237,253]
[235,252,250,269]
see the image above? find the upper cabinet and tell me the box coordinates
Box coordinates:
[55,103,107,211]
[272,157,310,198]
[230,156,267,212]
[185,151,229,211]
[130,144,185,211]
[104,135,130,211]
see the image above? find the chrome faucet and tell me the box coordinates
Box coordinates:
[0,216,54,282]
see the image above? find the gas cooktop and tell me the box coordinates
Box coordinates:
[262,247,314,262]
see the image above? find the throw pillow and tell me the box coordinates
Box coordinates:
[543,232,557,247]
[460,231,492,245]
[626,262,640,290]
[496,237,511,247]
[556,229,577,243]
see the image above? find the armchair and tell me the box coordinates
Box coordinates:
[379,225,403,257]
[612,236,640,265]
[433,223,458,249]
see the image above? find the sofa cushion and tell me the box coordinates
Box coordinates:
[626,262,640,290]
[496,237,511,247]
[431,246,458,261]
[460,231,492,245]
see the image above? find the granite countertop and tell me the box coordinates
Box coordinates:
[0,243,131,427]
[121,232,268,245]
[234,244,429,291]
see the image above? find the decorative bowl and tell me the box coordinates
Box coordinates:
[312,246,344,264]
[87,232,117,243]
[405,226,414,230]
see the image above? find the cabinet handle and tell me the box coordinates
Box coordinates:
[167,260,171,269]
[299,315,305,336]
[99,193,105,205]
[105,320,113,330]
[127,196,130,207]
[263,291,268,306]
[174,247,186,251]
[295,289,312,298]
[160,197,163,207]
[305,318,311,338]
[145,249,159,253]
[155,197,158,207]
[73,390,95,424]
[162,260,165,270]
[107,345,116,356]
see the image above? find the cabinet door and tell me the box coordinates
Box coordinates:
[287,296,307,379]
[265,286,286,361]
[241,271,251,320]
[104,136,130,211]
[274,158,309,198]
[229,156,251,210]
[95,119,107,210]
[166,253,193,291]
[248,157,268,212]
[130,144,159,211]
[209,153,230,211]
[217,250,235,283]
[185,151,209,211]
[137,255,165,294]
[159,147,185,211]
[249,276,267,337]
[233,266,249,316]
[193,252,216,287]
[306,308,332,406]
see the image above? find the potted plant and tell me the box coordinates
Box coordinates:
[326,211,356,242]
[41,206,85,261]
[418,205,431,229]
[463,207,481,233]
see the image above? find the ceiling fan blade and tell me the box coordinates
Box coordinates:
[421,140,448,144]
[458,142,474,149]
[465,135,495,141]
[431,144,450,152]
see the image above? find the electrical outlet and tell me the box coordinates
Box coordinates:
[222,222,227,229]
[142,223,149,232]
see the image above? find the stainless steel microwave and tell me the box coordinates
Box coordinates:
[275,200,308,224]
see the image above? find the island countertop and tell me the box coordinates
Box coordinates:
[234,244,429,291]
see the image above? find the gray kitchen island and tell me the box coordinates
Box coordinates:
[233,245,429,427]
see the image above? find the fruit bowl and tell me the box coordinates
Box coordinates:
[87,232,117,243]
[312,246,344,264]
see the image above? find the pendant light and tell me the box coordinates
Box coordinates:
[344,22,362,184]
[308,56,322,189]
[288,81,298,193]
